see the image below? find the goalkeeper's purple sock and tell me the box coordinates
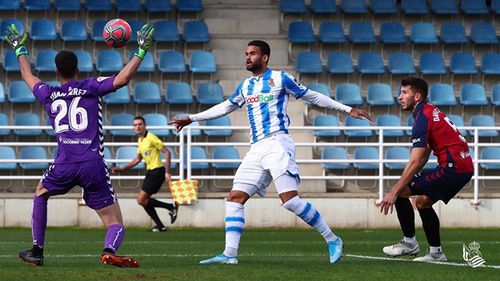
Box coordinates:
[104,224,124,253]
[32,195,48,248]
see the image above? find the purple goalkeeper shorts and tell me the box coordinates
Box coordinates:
[41,158,117,210]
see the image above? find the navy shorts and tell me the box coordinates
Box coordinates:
[409,164,473,204]
[142,166,165,195]
[41,158,117,210]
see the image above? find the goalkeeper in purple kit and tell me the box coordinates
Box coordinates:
[5,23,154,267]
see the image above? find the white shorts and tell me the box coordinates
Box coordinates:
[233,133,300,197]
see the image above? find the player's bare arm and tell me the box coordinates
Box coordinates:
[111,153,143,173]
[349,108,372,121]
[167,117,192,133]
[160,146,172,182]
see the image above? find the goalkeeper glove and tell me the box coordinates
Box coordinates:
[5,24,28,57]
[134,24,154,60]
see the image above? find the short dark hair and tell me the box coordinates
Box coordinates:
[401,77,428,100]
[55,50,78,79]
[248,40,271,58]
[134,116,145,125]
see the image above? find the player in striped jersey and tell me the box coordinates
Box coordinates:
[169,40,371,265]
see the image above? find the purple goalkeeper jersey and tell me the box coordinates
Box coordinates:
[33,76,116,163]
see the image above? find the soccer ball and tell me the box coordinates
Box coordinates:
[103,19,131,48]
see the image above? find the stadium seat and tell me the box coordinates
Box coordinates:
[388,52,416,75]
[61,20,87,42]
[411,22,438,44]
[429,84,457,106]
[296,52,323,74]
[176,0,203,12]
[321,147,351,170]
[375,114,404,138]
[115,146,145,169]
[0,0,20,10]
[419,53,447,75]
[353,147,379,170]
[450,52,478,75]
[470,23,499,44]
[448,114,467,137]
[45,118,55,137]
[344,115,373,138]
[134,82,162,104]
[109,113,136,136]
[460,84,489,106]
[163,147,178,170]
[491,84,500,107]
[492,0,500,14]
[430,0,459,14]
[128,20,146,42]
[102,86,131,104]
[197,82,224,105]
[54,0,81,11]
[312,114,342,138]
[340,0,368,13]
[0,83,4,104]
[183,146,209,170]
[335,83,364,106]
[171,113,201,137]
[145,0,172,12]
[481,53,500,75]
[128,51,155,73]
[3,50,21,72]
[96,50,123,73]
[288,21,315,44]
[212,146,240,170]
[422,154,438,171]
[369,0,398,14]
[379,22,407,44]
[159,51,186,73]
[440,23,468,44]
[35,50,57,72]
[318,22,346,44]
[405,116,413,136]
[327,52,355,74]
[143,113,170,137]
[85,0,112,11]
[91,20,107,42]
[348,22,376,44]
[469,115,499,138]
[8,81,36,103]
[165,82,194,105]
[385,147,410,170]
[115,0,142,12]
[204,116,233,138]
[460,0,489,14]
[0,19,24,42]
[0,113,10,136]
[102,147,113,169]
[182,21,210,43]
[357,52,385,74]
[153,21,180,42]
[20,146,49,170]
[401,0,428,14]
[480,147,500,170]
[29,19,57,41]
[280,0,307,13]
[74,50,94,73]
[366,83,395,106]
[189,51,216,73]
[14,113,42,136]
[24,0,50,10]
[0,146,17,170]
[310,0,338,13]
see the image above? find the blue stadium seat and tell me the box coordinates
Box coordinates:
[460,0,489,14]
[176,0,203,12]
[85,0,112,11]
[340,0,368,13]
[8,81,36,103]
[348,22,376,44]
[401,0,428,14]
[429,84,457,106]
[288,21,315,44]
[430,0,459,14]
[469,115,499,138]
[61,20,87,42]
[440,22,468,44]
[419,53,447,75]
[115,146,145,169]
[171,113,201,137]
[335,83,363,106]
[20,147,49,170]
[318,22,346,44]
[134,82,162,104]
[312,114,342,138]
[96,50,123,73]
[45,118,55,137]
[310,0,338,13]
[448,114,467,137]
[74,50,94,73]
[375,114,404,138]
[35,50,57,72]
[29,19,57,41]
[353,147,379,170]
[491,84,500,106]
[115,0,142,12]
[480,147,500,170]
[128,20,146,42]
[422,154,438,171]
[153,21,180,42]
[109,113,136,136]
[145,0,172,12]
[159,51,186,73]
[0,0,20,10]
[14,113,42,136]
[370,0,398,14]
[481,53,500,75]
[212,146,240,170]
[165,82,194,105]
[128,51,155,73]
[493,0,500,14]
[296,52,323,74]
[91,20,107,42]
[0,83,4,103]
[460,84,489,106]
[344,115,373,138]
[3,50,20,72]
[162,147,178,170]
[321,147,351,170]
[380,22,407,44]
[405,116,413,136]
[1,19,24,41]
[182,21,210,43]
[327,52,355,74]
[143,113,170,137]
[411,22,438,44]
[183,146,209,170]
[385,147,410,170]
[102,87,131,105]
[204,116,232,138]
[280,0,307,13]
[189,51,216,73]
[24,0,50,10]
[197,82,224,105]
[366,83,395,106]
[450,52,478,75]
[0,113,10,136]
[54,0,81,11]
[358,52,385,74]
[103,147,113,169]
[470,23,499,44]
[388,52,416,75]
[0,146,17,170]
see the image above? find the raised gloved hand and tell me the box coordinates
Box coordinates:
[5,24,28,57]
[134,24,154,60]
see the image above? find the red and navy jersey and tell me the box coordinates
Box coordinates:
[412,102,473,173]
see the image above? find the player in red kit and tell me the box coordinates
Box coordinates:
[380,77,473,262]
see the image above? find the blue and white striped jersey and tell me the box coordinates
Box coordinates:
[229,68,307,143]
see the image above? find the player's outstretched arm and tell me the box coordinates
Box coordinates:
[111,153,143,173]
[5,24,40,92]
[349,108,372,121]
[113,24,154,90]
